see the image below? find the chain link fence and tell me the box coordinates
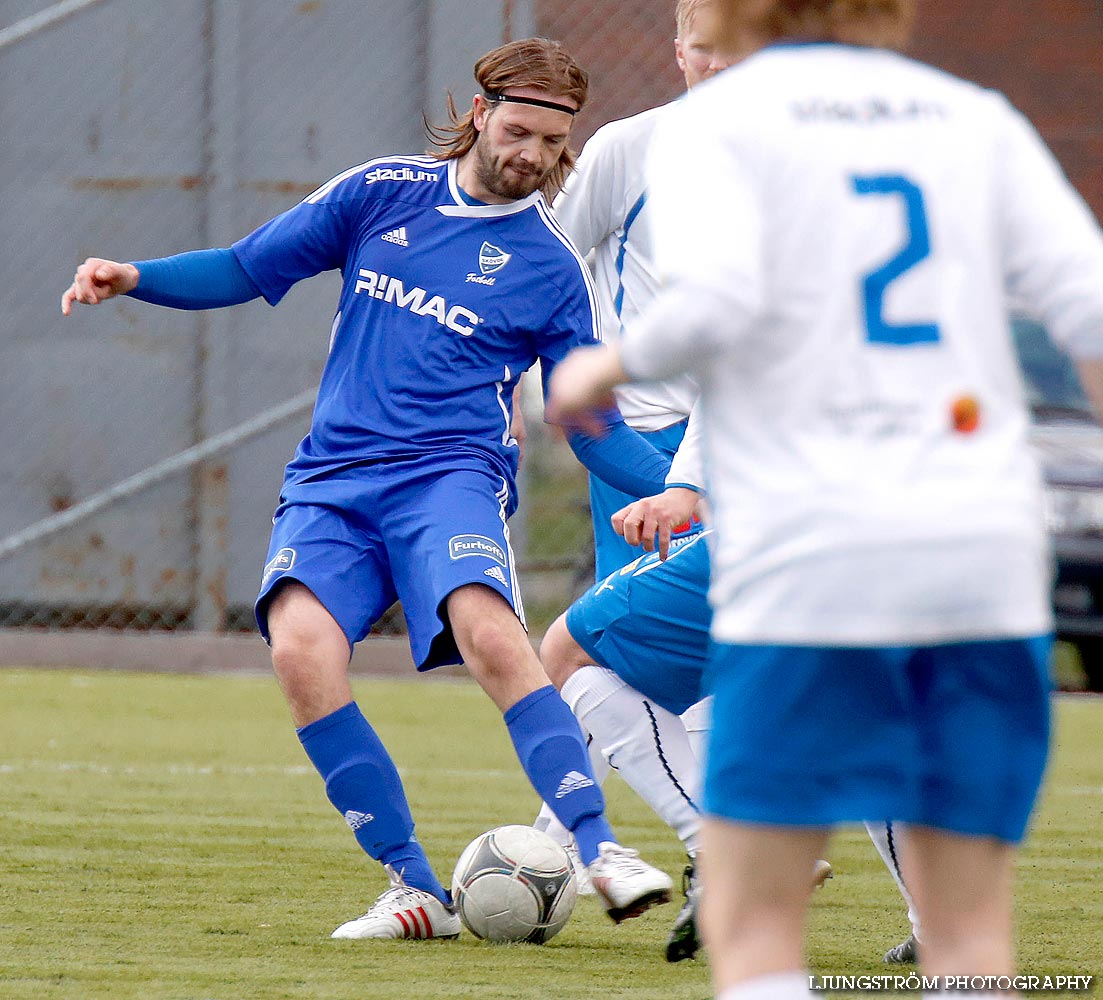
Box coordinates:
[0,0,686,641]
[4,1,1100,649]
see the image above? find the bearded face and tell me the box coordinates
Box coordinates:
[466,91,576,202]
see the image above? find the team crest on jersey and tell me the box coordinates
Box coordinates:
[262,547,296,585]
[478,241,511,275]
[448,534,507,567]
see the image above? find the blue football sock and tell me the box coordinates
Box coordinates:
[297,702,448,903]
[504,686,615,864]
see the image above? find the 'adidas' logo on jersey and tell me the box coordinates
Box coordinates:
[381,226,409,247]
[344,810,375,831]
[554,770,595,799]
[483,566,507,586]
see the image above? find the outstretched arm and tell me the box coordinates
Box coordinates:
[564,418,672,500]
[62,248,262,316]
[540,349,671,498]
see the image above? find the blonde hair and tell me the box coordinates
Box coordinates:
[425,38,589,201]
[675,0,717,38]
[713,0,916,51]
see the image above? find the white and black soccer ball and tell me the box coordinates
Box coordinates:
[451,824,577,943]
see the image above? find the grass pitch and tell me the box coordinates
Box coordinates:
[1,669,1100,1000]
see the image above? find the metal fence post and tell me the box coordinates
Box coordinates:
[190,0,241,632]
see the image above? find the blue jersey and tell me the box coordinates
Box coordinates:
[233,154,598,508]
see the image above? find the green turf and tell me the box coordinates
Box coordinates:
[1,670,1099,999]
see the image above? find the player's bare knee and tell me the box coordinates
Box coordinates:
[539,614,586,690]
[269,624,354,725]
[265,584,351,708]
[269,629,314,680]
[449,585,530,669]
[454,601,548,708]
[462,614,523,678]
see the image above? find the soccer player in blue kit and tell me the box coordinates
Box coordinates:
[61,38,674,941]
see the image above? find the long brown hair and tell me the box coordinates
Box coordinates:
[425,38,589,201]
[712,0,916,52]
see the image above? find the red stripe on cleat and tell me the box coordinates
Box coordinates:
[395,910,411,938]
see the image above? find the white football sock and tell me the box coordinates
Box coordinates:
[533,730,609,844]
[680,696,711,764]
[561,664,702,855]
[717,971,811,1000]
[864,819,921,940]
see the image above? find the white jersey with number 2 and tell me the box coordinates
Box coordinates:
[622,42,1103,646]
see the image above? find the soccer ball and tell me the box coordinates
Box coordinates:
[451,824,578,943]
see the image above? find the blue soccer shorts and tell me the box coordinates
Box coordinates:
[565,530,712,716]
[255,462,523,670]
[703,637,1053,843]
[588,418,702,581]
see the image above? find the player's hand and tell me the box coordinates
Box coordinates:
[61,258,139,315]
[545,344,626,436]
[612,486,702,561]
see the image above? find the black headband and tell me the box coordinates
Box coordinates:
[483,91,578,116]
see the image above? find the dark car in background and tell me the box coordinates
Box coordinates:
[1015,318,1103,691]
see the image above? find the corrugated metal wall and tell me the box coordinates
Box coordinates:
[0,0,530,629]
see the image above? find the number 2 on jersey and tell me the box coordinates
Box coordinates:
[851,174,940,346]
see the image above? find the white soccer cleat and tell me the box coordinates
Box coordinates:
[587,841,673,923]
[812,858,834,888]
[564,839,596,896]
[331,865,461,940]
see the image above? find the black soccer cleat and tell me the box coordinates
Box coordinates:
[665,861,701,963]
[883,932,918,964]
